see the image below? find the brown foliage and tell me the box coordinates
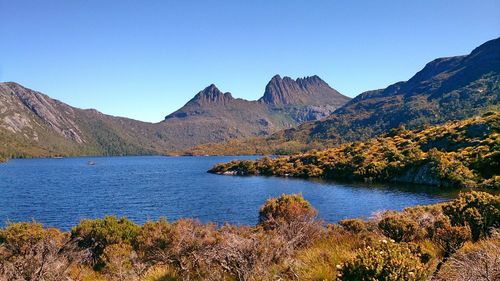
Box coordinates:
[0,222,89,281]
[378,213,421,242]
[435,236,500,281]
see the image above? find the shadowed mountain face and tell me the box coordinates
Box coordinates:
[0,75,349,159]
[185,37,500,155]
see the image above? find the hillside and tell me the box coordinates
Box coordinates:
[209,112,500,189]
[0,75,348,160]
[0,82,167,160]
[187,37,500,155]
[159,77,349,149]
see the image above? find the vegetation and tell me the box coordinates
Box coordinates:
[3,39,498,160]
[339,240,429,281]
[0,76,348,161]
[185,38,500,156]
[1,191,499,280]
[442,190,500,240]
[210,112,500,189]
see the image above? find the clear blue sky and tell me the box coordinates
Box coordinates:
[1,0,499,122]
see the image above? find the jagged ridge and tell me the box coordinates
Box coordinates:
[185,37,500,155]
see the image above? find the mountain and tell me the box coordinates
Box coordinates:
[259,75,348,106]
[186,37,500,155]
[161,76,349,148]
[0,75,349,160]
[0,82,167,159]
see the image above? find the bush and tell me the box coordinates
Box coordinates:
[136,218,218,280]
[291,230,372,281]
[402,204,449,239]
[0,222,86,280]
[256,193,324,267]
[258,193,317,230]
[134,218,172,264]
[71,216,140,265]
[340,240,428,281]
[435,236,500,281]
[442,191,500,240]
[406,240,441,265]
[433,224,471,256]
[101,243,146,280]
[0,221,47,253]
[378,214,420,242]
[339,219,367,234]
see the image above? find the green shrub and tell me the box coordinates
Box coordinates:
[0,221,47,253]
[378,214,420,242]
[442,191,500,240]
[71,216,140,265]
[406,240,441,265]
[340,240,428,281]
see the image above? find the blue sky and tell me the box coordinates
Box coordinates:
[1,0,499,122]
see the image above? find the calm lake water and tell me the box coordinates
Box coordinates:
[0,156,458,230]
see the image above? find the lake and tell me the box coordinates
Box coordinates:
[0,156,458,230]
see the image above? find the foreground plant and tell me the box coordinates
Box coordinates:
[435,235,500,281]
[0,191,498,281]
[339,239,428,281]
[0,222,89,280]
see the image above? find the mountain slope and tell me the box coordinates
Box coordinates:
[0,75,349,159]
[156,77,349,149]
[0,82,166,159]
[187,37,500,155]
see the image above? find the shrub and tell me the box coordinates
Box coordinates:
[435,237,500,281]
[134,218,172,264]
[258,193,322,253]
[339,219,367,234]
[427,149,476,187]
[0,221,47,253]
[207,225,281,281]
[101,243,146,280]
[0,222,86,280]
[258,193,317,230]
[378,214,420,242]
[405,240,441,265]
[71,216,140,265]
[340,240,428,281]
[442,191,500,240]
[136,218,218,280]
[433,224,471,256]
[402,204,449,239]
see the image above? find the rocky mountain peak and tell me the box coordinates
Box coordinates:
[259,74,349,106]
[190,84,234,106]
